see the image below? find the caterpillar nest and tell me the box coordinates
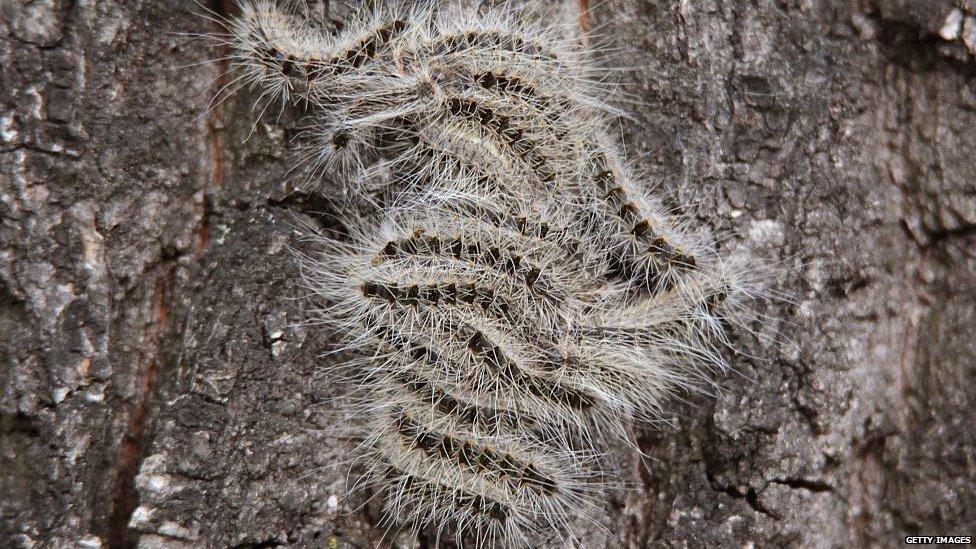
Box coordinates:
[217,1,760,546]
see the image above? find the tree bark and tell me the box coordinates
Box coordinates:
[1,0,973,547]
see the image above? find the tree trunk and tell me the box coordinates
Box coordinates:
[1,0,973,547]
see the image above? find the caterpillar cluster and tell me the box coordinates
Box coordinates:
[217,1,758,546]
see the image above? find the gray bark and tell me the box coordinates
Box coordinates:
[1,0,973,547]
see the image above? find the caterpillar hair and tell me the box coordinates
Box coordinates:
[216,0,765,545]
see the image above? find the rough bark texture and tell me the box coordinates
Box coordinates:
[2,0,974,547]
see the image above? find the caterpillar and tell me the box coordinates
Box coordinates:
[217,1,759,545]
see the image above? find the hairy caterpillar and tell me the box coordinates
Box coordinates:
[216,0,759,545]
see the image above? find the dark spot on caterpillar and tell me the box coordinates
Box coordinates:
[476,71,497,88]
[331,131,350,148]
[256,45,305,80]
[485,245,501,264]
[448,236,464,258]
[502,255,521,275]
[418,283,440,305]
[305,62,329,81]
[441,281,458,303]
[345,47,363,65]
[361,281,395,303]
[281,54,299,77]
[257,45,280,66]
[402,284,420,306]
[619,202,640,225]
[410,345,430,362]
[467,330,508,374]
[632,220,650,238]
